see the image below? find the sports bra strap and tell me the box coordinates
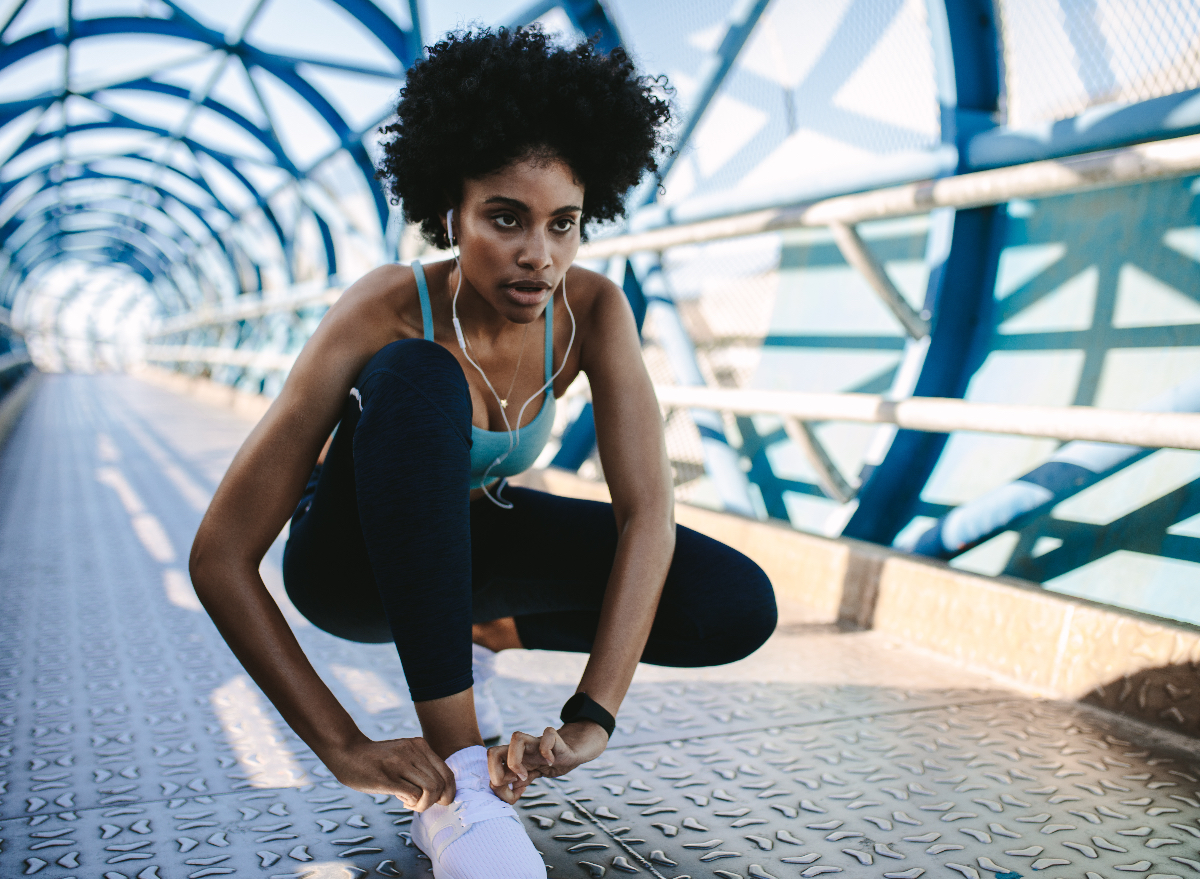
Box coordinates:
[544,292,554,383]
[412,260,434,341]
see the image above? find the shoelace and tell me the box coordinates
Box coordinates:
[421,783,518,859]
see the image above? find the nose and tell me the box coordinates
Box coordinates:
[517,229,553,271]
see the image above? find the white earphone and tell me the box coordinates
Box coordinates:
[445,207,577,508]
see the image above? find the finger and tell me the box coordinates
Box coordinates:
[407,740,454,807]
[433,757,456,807]
[400,765,448,814]
[487,745,510,787]
[492,779,518,804]
[539,727,558,766]
[507,733,530,782]
[508,765,544,802]
[392,778,426,810]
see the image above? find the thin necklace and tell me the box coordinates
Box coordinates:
[467,321,531,410]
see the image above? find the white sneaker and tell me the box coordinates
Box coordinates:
[472,643,503,743]
[411,745,545,878]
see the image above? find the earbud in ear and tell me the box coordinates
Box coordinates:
[446,208,454,246]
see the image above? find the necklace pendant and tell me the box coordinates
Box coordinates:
[500,399,508,409]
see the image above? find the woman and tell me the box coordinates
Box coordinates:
[190,27,776,879]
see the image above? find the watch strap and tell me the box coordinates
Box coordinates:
[560,692,615,739]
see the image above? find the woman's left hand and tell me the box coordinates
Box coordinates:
[486,721,609,803]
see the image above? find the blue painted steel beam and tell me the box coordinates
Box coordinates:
[0,8,402,290]
[1,151,244,231]
[508,0,623,54]
[642,0,773,203]
[13,212,192,271]
[9,228,181,290]
[0,173,241,305]
[330,0,420,65]
[842,0,1004,545]
[968,86,1200,169]
[1,169,275,308]
[553,0,763,477]
[2,120,291,255]
[14,209,199,280]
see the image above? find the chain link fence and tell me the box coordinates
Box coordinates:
[998,0,1200,127]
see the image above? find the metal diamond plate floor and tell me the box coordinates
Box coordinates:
[2,374,1198,879]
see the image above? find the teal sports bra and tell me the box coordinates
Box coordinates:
[412,261,557,489]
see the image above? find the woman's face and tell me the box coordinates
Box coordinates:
[451,154,584,324]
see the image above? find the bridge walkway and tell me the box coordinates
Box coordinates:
[1,374,1197,879]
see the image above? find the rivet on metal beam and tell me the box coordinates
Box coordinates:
[828,221,930,340]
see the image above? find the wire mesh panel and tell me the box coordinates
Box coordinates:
[636,0,941,209]
[998,0,1200,127]
[618,0,941,516]
[895,175,1200,625]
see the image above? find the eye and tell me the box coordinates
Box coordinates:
[493,213,518,228]
[552,217,577,232]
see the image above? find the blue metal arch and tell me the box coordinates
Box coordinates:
[842,0,1006,545]
[16,215,191,288]
[0,4,416,314]
[4,120,293,269]
[13,203,204,281]
[0,0,635,368]
[0,170,242,292]
[14,210,190,269]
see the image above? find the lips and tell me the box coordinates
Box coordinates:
[503,279,550,306]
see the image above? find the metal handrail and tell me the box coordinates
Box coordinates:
[147,279,344,339]
[577,132,1200,259]
[142,345,295,371]
[653,385,1200,451]
[143,132,1200,338]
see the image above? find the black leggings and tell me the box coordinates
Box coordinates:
[282,339,777,703]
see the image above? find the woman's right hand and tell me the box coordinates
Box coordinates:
[326,737,456,812]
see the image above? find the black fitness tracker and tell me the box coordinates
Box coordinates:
[560,691,616,739]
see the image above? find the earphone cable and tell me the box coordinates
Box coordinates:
[446,208,576,509]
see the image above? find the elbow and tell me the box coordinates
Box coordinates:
[188,528,214,601]
[619,503,676,562]
[188,521,234,605]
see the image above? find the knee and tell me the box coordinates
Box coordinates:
[356,339,470,425]
[728,559,777,660]
[360,338,465,389]
[657,538,777,666]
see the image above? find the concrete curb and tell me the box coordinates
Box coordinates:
[514,467,1200,738]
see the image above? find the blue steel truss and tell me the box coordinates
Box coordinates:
[0,0,620,323]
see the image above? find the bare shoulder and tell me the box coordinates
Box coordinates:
[329,263,418,323]
[565,263,628,324]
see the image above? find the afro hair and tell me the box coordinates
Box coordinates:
[376,27,672,248]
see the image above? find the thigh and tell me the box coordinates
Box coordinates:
[468,486,618,622]
[282,394,391,644]
[471,487,776,666]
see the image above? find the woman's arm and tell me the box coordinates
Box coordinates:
[189,267,456,810]
[576,278,676,715]
[493,273,675,788]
